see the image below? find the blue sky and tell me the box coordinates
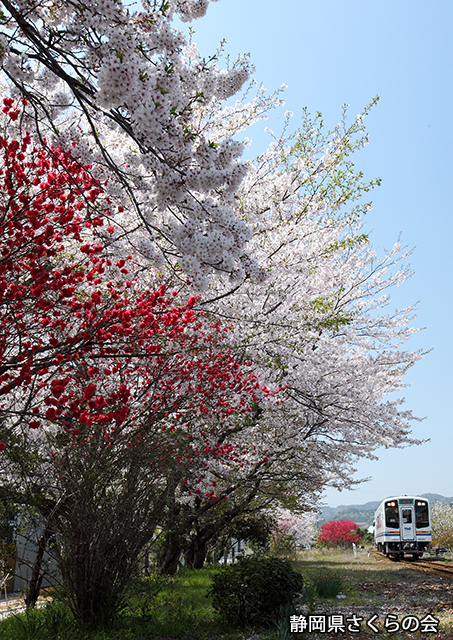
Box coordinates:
[179,0,453,507]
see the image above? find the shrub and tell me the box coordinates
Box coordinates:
[208,555,303,628]
[271,533,297,558]
[356,527,374,545]
[317,519,361,548]
[312,572,343,598]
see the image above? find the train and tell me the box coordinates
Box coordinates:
[374,496,431,559]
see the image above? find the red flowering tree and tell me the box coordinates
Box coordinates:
[0,101,280,622]
[318,519,361,548]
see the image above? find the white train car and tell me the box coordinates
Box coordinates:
[374,496,431,559]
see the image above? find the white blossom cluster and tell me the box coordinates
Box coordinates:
[172,0,211,22]
[194,104,424,501]
[0,0,259,288]
[3,51,34,84]
[431,502,453,548]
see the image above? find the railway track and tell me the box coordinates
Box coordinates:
[375,552,453,578]
[403,558,453,577]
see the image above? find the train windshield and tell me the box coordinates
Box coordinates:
[415,501,429,528]
[385,502,399,528]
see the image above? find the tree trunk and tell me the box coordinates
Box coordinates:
[184,536,208,569]
[25,524,53,609]
[158,533,182,575]
[192,540,208,569]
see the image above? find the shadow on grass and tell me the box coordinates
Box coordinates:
[0,567,280,640]
[3,555,432,640]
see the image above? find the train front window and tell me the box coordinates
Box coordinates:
[415,501,429,528]
[402,508,412,524]
[385,502,399,528]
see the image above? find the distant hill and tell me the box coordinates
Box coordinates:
[319,504,378,528]
[319,494,453,529]
[419,493,451,505]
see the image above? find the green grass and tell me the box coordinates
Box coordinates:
[293,548,453,637]
[132,566,223,637]
[310,572,343,599]
[9,550,444,640]
[0,566,282,640]
[292,547,402,604]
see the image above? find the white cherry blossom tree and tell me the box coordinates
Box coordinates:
[195,104,424,503]
[0,0,280,288]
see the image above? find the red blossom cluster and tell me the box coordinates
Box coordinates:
[0,101,277,486]
[318,519,361,547]
[0,100,112,395]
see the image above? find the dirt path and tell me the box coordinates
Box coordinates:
[291,550,453,639]
[0,593,52,621]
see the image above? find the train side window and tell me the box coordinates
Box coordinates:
[415,503,429,528]
[385,504,399,528]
